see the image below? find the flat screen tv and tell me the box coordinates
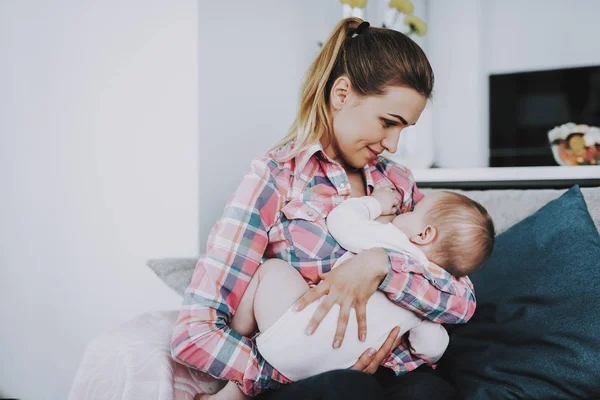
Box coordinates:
[489,65,600,167]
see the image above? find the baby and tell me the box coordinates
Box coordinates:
[198,188,495,400]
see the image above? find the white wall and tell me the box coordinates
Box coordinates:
[0,1,347,398]
[427,0,600,168]
[0,1,199,399]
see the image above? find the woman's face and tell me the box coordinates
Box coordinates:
[325,77,427,169]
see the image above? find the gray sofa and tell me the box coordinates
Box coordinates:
[69,186,600,399]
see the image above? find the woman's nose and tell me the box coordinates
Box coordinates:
[381,129,402,154]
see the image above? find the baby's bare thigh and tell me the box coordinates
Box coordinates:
[253,259,310,332]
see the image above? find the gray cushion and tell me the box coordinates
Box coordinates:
[422,187,600,235]
[147,257,198,297]
[149,187,600,297]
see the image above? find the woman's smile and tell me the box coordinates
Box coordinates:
[367,147,380,160]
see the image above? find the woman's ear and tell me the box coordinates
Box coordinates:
[410,225,437,245]
[330,76,351,111]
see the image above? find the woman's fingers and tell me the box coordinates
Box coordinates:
[304,295,335,336]
[350,347,377,372]
[349,326,401,373]
[355,301,368,342]
[293,281,328,312]
[364,326,401,374]
[393,332,402,350]
[333,299,353,348]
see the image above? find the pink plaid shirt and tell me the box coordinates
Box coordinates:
[171,141,476,396]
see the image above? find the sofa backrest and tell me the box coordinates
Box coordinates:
[423,187,600,235]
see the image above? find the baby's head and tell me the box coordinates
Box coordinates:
[392,192,495,277]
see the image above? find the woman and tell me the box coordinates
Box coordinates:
[172,18,475,399]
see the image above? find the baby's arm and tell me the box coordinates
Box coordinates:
[407,321,450,364]
[327,191,401,253]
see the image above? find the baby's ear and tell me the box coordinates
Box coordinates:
[410,225,437,245]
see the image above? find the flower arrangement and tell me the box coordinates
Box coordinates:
[548,123,600,166]
[340,0,427,36]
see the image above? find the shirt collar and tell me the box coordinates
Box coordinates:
[294,142,325,176]
[293,141,376,193]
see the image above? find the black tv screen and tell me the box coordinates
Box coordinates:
[489,65,600,167]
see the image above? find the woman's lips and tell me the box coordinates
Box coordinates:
[367,148,379,159]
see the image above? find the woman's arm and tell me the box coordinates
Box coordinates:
[171,159,289,396]
[379,249,476,324]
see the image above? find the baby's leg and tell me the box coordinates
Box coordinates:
[231,259,309,336]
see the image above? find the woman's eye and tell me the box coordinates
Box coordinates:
[382,119,398,128]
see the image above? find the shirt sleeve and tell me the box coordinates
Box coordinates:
[170,158,290,396]
[376,157,477,324]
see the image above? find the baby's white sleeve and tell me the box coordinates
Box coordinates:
[407,320,450,364]
[326,197,396,253]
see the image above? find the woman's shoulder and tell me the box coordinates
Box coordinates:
[243,141,296,189]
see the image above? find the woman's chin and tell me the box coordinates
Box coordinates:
[350,159,368,169]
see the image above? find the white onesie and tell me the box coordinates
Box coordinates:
[255,196,449,382]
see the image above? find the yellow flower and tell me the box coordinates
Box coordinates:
[340,0,367,7]
[389,0,414,14]
[404,14,427,36]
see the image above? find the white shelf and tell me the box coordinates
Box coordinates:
[411,166,600,189]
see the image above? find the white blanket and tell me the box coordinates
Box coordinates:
[69,311,224,400]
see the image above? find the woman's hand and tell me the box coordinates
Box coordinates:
[293,247,390,348]
[351,326,402,374]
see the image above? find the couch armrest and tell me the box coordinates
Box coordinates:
[69,310,224,400]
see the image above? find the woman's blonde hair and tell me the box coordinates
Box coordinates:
[270,17,434,159]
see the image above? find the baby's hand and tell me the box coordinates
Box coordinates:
[371,187,399,215]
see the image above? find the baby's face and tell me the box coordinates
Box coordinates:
[391,192,444,237]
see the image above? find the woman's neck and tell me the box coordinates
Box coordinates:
[320,137,359,174]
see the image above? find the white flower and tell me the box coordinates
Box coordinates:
[547,122,587,141]
[548,122,600,148]
[584,127,600,146]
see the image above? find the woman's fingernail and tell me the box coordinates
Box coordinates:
[333,340,341,349]
[305,327,313,336]
[368,348,376,357]
[292,303,300,311]
[360,333,366,341]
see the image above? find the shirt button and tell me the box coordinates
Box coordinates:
[340,183,346,188]
[307,211,314,217]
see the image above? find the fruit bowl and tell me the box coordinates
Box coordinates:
[548,123,600,166]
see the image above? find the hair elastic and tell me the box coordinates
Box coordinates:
[350,21,370,38]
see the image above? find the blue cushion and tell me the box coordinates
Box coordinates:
[438,185,600,399]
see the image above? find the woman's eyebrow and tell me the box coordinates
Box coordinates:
[387,113,415,126]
